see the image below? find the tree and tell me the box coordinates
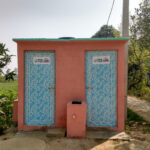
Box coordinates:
[128,0,150,97]
[92,25,121,38]
[5,69,16,81]
[14,67,18,78]
[0,43,12,75]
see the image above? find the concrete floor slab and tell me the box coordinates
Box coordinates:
[86,130,131,140]
[1,129,149,150]
[0,137,46,150]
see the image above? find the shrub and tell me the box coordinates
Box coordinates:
[0,90,17,134]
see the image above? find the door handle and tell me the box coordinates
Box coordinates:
[48,87,55,90]
[86,87,93,90]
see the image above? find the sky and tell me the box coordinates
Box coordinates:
[0,0,142,71]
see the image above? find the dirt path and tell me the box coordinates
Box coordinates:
[128,96,150,123]
[0,131,150,150]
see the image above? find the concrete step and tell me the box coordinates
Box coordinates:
[86,129,131,140]
[46,128,66,137]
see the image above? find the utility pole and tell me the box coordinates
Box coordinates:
[122,0,129,119]
[122,0,129,37]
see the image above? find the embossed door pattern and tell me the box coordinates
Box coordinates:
[86,51,117,127]
[25,51,55,125]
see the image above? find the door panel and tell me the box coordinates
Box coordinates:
[25,51,55,125]
[85,51,117,127]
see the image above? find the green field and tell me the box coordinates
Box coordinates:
[0,78,18,133]
[0,78,18,101]
[0,79,18,93]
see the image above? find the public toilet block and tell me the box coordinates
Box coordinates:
[13,38,128,132]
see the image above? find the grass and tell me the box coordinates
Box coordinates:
[142,97,150,103]
[126,108,150,134]
[0,78,18,93]
[0,77,18,101]
[128,90,150,103]
[127,108,145,123]
[0,78,18,134]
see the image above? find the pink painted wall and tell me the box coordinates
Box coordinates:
[13,99,18,122]
[15,39,127,131]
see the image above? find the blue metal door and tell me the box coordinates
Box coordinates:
[85,51,117,127]
[25,51,55,125]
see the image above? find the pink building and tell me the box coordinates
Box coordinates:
[13,37,128,136]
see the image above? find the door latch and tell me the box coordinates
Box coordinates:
[48,87,55,90]
[86,87,93,90]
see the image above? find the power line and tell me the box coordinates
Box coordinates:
[107,0,116,25]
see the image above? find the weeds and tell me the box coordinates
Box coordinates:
[126,108,150,134]
[0,79,18,134]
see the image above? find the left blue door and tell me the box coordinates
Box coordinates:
[25,51,55,125]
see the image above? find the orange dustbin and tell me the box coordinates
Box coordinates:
[67,101,87,138]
